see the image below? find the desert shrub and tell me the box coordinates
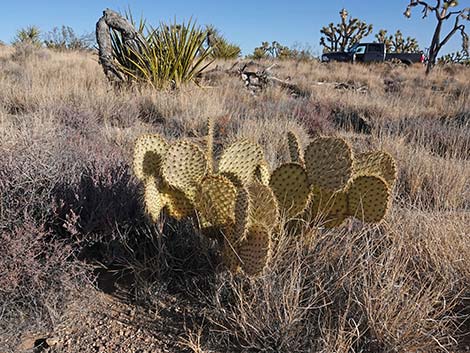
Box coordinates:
[0,221,86,312]
[44,25,94,51]
[210,38,241,59]
[205,25,241,59]
[248,41,314,61]
[111,17,212,89]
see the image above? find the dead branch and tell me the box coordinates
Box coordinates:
[202,62,310,98]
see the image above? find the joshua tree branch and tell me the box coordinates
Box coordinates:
[439,23,466,51]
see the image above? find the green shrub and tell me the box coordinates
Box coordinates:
[205,25,241,59]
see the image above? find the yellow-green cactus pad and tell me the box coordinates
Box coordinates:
[304,136,353,192]
[253,162,271,186]
[248,182,279,232]
[353,151,397,188]
[287,131,304,166]
[218,140,264,185]
[195,175,237,227]
[161,184,194,220]
[206,116,215,174]
[238,226,270,276]
[233,186,250,243]
[307,188,347,227]
[162,140,207,200]
[347,175,390,223]
[321,192,348,228]
[144,177,164,222]
[269,163,311,218]
[222,227,241,273]
[133,134,168,181]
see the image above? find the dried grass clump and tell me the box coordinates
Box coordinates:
[206,207,469,352]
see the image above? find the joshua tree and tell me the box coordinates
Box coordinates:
[375,29,420,53]
[404,0,469,74]
[320,9,373,53]
[438,50,470,64]
[249,41,292,60]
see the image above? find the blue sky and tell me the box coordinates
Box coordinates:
[0,1,467,56]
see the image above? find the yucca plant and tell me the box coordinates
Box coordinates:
[12,26,42,46]
[110,13,212,89]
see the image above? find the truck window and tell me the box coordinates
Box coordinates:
[368,44,383,53]
[355,45,366,54]
[348,44,359,53]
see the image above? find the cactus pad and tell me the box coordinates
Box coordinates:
[304,137,353,191]
[206,116,215,174]
[233,186,250,242]
[133,134,168,181]
[195,175,237,227]
[253,162,271,186]
[305,188,346,227]
[218,140,264,185]
[287,131,304,165]
[353,151,397,187]
[162,140,207,200]
[161,184,194,220]
[143,176,164,222]
[321,191,348,228]
[238,226,270,276]
[269,163,311,218]
[222,227,241,273]
[347,175,390,223]
[248,182,279,231]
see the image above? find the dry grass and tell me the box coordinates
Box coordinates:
[0,45,469,352]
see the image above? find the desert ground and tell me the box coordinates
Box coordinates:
[0,44,469,352]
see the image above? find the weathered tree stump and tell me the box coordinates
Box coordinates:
[95,9,146,83]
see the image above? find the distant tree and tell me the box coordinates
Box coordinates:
[438,50,470,64]
[43,26,94,50]
[404,0,469,74]
[204,25,241,59]
[247,41,304,60]
[375,29,420,53]
[250,44,269,60]
[320,9,373,53]
[12,26,41,46]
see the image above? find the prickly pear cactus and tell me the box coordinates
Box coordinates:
[132,118,278,276]
[287,131,304,166]
[271,131,396,227]
[132,126,397,277]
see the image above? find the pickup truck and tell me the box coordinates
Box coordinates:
[321,43,425,65]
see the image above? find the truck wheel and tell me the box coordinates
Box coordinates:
[402,60,412,66]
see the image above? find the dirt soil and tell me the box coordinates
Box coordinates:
[9,282,209,353]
